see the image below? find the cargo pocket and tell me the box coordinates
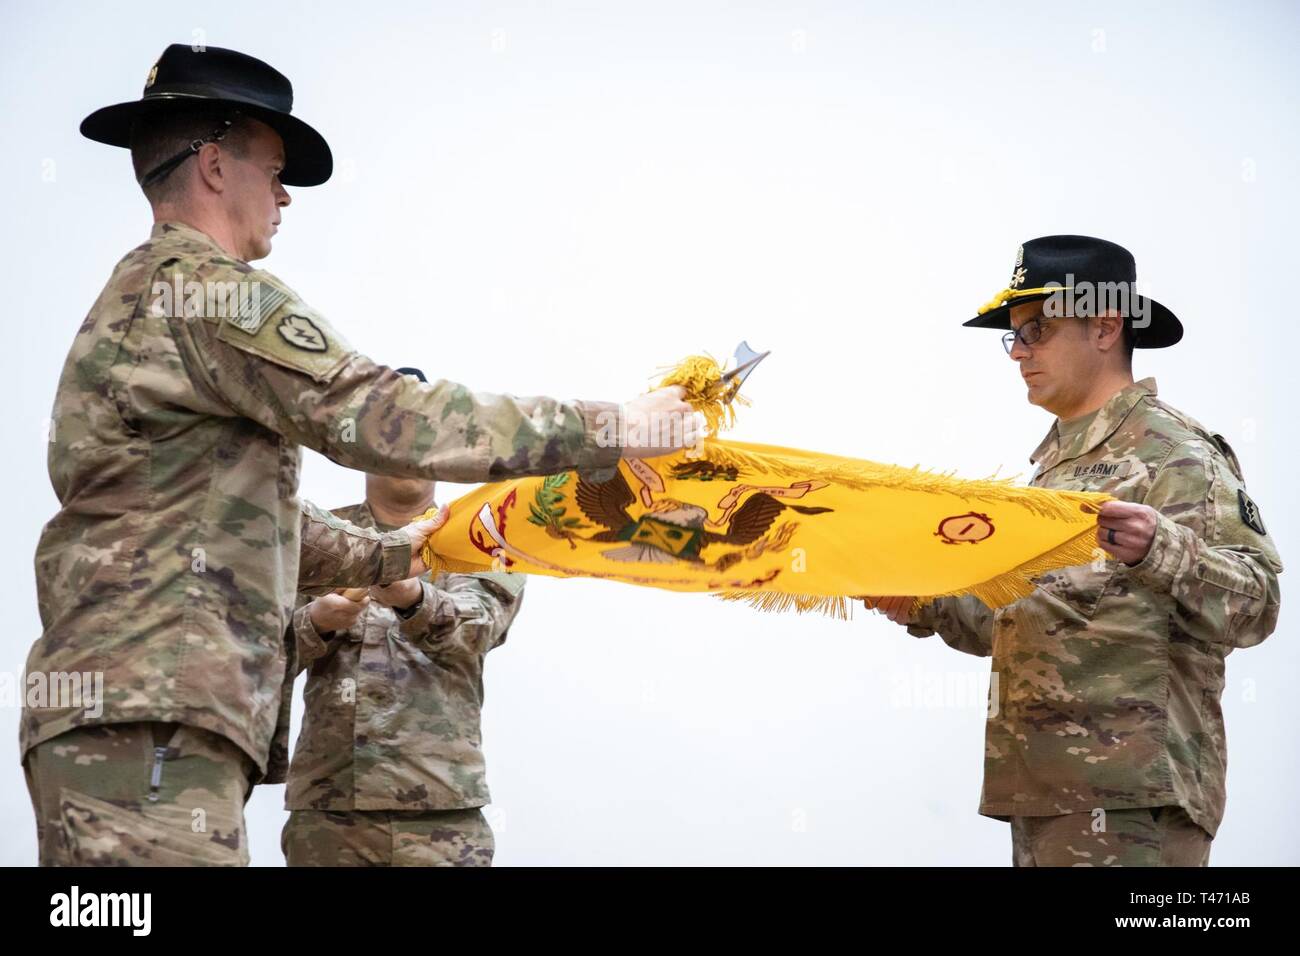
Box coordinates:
[1033,560,1117,621]
[58,788,245,867]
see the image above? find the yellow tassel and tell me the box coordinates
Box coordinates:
[977,288,1013,315]
[655,354,749,437]
[976,285,1074,316]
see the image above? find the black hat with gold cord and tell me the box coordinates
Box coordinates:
[963,235,1182,348]
[80,43,332,188]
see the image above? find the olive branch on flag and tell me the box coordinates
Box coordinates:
[526,473,588,547]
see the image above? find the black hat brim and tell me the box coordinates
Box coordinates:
[962,294,1183,348]
[81,96,332,187]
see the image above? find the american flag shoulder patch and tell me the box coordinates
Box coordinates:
[225,282,291,335]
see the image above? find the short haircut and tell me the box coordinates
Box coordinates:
[129,110,252,204]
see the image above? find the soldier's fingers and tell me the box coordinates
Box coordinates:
[406,506,449,536]
[1095,509,1137,527]
[1097,527,1130,549]
[1098,499,1141,517]
[1100,520,1137,538]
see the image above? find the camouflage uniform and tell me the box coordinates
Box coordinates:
[282,808,497,867]
[1011,807,1211,867]
[23,221,618,864]
[24,722,256,866]
[910,378,1282,863]
[282,501,523,867]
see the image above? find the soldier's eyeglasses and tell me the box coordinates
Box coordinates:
[1001,317,1056,354]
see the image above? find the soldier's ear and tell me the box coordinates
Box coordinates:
[1095,311,1124,352]
[195,142,227,194]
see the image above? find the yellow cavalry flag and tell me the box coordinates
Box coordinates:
[419,438,1106,618]
[417,355,1108,618]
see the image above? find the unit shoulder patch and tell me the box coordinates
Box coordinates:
[1238,489,1266,536]
[277,314,328,352]
[213,281,352,384]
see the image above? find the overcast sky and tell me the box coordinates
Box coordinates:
[2,0,1297,865]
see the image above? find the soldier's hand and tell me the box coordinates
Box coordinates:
[620,386,703,459]
[862,595,916,625]
[1096,500,1158,565]
[309,592,369,635]
[401,505,451,577]
[370,577,423,611]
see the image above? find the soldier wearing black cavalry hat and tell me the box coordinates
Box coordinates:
[871,235,1282,866]
[22,45,695,865]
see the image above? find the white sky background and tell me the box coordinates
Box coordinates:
[2,0,1297,865]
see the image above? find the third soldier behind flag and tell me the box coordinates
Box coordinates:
[283,368,522,866]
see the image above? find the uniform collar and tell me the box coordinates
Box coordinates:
[149,220,236,257]
[1030,377,1158,471]
[358,499,422,533]
[353,501,378,531]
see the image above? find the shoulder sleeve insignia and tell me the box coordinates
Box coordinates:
[213,270,353,383]
[221,282,289,335]
[278,314,328,352]
[1238,489,1267,536]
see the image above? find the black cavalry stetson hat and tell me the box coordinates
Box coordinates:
[80,44,332,187]
[963,235,1182,348]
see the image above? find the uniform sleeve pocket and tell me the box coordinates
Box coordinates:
[1195,554,1265,600]
[213,296,352,384]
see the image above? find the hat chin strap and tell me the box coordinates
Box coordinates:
[138,118,234,189]
[977,285,1073,315]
